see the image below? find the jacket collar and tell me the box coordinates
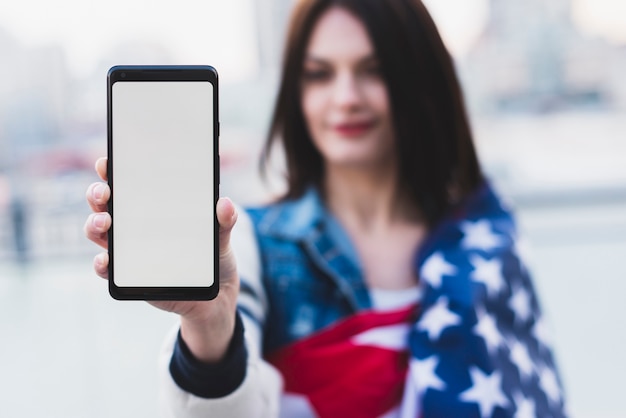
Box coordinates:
[256,187,371,310]
[256,188,326,240]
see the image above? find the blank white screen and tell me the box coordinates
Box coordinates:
[111,81,214,287]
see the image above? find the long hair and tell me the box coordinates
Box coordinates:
[262,0,482,226]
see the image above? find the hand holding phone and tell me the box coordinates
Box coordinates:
[85,156,242,361]
[87,65,240,361]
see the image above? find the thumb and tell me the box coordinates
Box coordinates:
[216,197,238,256]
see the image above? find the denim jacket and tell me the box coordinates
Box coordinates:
[246,188,376,355]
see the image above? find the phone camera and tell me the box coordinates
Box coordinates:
[121,72,126,78]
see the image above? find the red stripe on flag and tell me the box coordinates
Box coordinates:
[267,305,419,418]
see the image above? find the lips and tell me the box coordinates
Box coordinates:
[333,120,374,137]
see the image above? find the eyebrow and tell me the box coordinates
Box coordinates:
[303,54,378,66]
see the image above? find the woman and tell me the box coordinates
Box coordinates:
[85,0,566,416]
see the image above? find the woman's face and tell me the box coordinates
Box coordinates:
[301,7,395,171]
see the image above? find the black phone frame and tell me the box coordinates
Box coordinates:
[107,65,220,300]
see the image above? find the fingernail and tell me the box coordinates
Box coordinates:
[92,184,105,200]
[95,254,105,268]
[93,214,106,229]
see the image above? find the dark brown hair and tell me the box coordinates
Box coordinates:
[262,0,483,226]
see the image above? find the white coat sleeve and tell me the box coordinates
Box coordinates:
[157,206,283,418]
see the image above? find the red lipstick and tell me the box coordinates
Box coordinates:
[333,121,374,137]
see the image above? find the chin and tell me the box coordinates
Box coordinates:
[327,156,389,170]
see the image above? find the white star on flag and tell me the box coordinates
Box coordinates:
[508,338,534,382]
[417,297,461,341]
[538,365,562,407]
[532,316,553,348]
[469,255,506,298]
[460,220,504,251]
[509,284,533,325]
[409,355,446,395]
[473,306,505,356]
[512,391,536,418]
[511,236,531,272]
[420,252,457,288]
[459,367,510,418]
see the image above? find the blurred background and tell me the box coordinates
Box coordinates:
[0,0,625,416]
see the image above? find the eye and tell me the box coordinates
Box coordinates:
[302,68,332,82]
[362,63,381,78]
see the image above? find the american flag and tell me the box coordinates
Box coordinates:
[267,183,567,417]
[403,184,567,417]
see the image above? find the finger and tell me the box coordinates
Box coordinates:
[216,197,237,248]
[216,197,238,282]
[94,252,109,279]
[216,197,238,262]
[96,157,108,181]
[84,212,111,249]
[86,182,110,213]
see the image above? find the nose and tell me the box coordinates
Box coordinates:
[332,72,363,110]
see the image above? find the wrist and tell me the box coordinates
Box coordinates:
[170,311,248,398]
[180,303,237,363]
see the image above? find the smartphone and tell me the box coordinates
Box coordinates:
[107,65,219,300]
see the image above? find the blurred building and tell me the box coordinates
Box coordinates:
[460,0,626,114]
[254,0,294,74]
[0,28,71,172]
[0,27,104,261]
